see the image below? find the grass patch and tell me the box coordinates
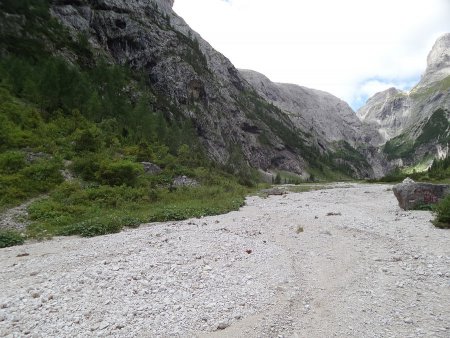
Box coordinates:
[26,177,250,238]
[285,184,329,193]
[0,229,25,248]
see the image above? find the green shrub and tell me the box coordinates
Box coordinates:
[0,151,26,174]
[60,216,124,237]
[20,159,63,189]
[72,127,103,152]
[96,160,143,186]
[0,229,25,248]
[433,195,450,229]
[71,154,102,181]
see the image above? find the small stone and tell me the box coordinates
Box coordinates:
[31,291,40,299]
[217,322,230,330]
[404,318,413,324]
[16,253,30,257]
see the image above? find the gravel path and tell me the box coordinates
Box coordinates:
[0,183,449,337]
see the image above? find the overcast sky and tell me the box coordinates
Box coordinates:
[173,0,450,110]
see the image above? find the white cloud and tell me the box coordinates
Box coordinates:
[173,0,450,109]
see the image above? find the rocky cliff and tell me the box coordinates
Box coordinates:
[46,0,374,178]
[48,0,307,174]
[240,70,383,148]
[358,33,450,169]
[240,70,382,177]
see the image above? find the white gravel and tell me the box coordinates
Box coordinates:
[0,183,449,337]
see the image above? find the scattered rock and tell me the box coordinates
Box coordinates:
[172,176,199,187]
[16,253,29,257]
[25,151,50,163]
[326,212,342,216]
[217,322,230,330]
[140,162,162,175]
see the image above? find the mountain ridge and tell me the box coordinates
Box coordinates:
[358,33,450,169]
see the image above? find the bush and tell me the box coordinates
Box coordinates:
[433,195,450,229]
[20,159,63,189]
[60,216,124,237]
[0,151,26,174]
[58,214,142,237]
[72,127,103,152]
[0,229,25,248]
[96,160,143,186]
[71,154,102,181]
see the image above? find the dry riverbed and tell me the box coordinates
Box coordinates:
[0,183,449,337]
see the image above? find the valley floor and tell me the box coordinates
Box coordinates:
[0,184,449,337]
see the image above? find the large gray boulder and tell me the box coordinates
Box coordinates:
[140,162,162,175]
[392,178,450,210]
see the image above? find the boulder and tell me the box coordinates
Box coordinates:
[172,175,198,187]
[392,178,450,210]
[140,162,162,175]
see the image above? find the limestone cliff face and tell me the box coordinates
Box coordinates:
[240,70,382,147]
[357,33,450,167]
[420,33,450,89]
[240,70,382,177]
[357,88,410,142]
[49,0,315,175]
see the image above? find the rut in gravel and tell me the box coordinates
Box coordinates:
[0,183,449,338]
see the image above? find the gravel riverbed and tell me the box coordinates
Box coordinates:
[0,183,449,337]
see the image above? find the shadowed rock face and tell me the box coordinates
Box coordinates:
[393,178,450,210]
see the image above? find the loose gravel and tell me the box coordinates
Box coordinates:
[0,183,449,337]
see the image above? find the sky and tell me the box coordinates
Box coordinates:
[173,0,450,110]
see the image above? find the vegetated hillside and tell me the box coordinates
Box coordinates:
[358,33,450,172]
[0,0,258,242]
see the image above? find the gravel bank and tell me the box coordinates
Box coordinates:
[0,183,449,337]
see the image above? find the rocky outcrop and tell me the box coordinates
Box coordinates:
[419,33,450,89]
[393,178,450,210]
[172,175,198,187]
[141,162,162,175]
[358,34,450,170]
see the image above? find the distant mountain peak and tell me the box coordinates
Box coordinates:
[421,33,450,87]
